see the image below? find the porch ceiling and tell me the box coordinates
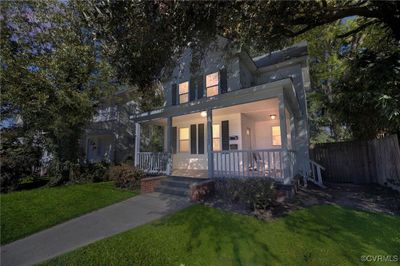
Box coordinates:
[213,98,279,121]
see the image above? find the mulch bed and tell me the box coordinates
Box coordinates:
[204,183,400,220]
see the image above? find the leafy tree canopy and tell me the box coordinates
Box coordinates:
[76,0,399,140]
[0,0,117,169]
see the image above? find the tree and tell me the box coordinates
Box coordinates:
[77,1,399,80]
[77,1,399,140]
[0,0,117,188]
[298,16,399,141]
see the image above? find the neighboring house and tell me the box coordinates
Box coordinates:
[133,37,322,186]
[82,88,138,164]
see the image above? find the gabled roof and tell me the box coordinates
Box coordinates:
[252,41,308,69]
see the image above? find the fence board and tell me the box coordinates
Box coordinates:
[310,135,400,185]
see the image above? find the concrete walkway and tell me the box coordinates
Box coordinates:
[1,192,191,266]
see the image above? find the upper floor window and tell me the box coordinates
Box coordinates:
[206,72,219,97]
[179,81,189,104]
[272,126,281,146]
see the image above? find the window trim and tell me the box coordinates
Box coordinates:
[205,71,219,98]
[178,81,189,104]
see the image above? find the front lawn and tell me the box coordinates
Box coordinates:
[43,204,400,265]
[1,182,136,245]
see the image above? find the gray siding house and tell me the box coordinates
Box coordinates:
[133,37,322,186]
[82,88,137,164]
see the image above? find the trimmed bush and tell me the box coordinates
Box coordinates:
[214,177,276,211]
[108,164,144,190]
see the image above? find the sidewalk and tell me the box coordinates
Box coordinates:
[1,192,190,266]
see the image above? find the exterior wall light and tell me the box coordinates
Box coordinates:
[270,114,277,120]
[200,111,207,117]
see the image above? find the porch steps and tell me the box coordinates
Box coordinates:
[155,176,209,197]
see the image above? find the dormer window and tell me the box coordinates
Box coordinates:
[206,72,219,97]
[179,81,189,104]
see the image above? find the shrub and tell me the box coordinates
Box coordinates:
[48,160,79,186]
[242,178,276,211]
[214,177,276,211]
[48,160,110,186]
[80,161,110,183]
[0,129,42,193]
[108,164,144,190]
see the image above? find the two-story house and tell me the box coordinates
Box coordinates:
[82,87,137,164]
[133,37,322,187]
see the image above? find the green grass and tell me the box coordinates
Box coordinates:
[42,204,400,266]
[1,182,136,245]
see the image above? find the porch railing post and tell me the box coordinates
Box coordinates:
[207,109,214,178]
[166,116,173,176]
[278,94,290,184]
[134,122,141,167]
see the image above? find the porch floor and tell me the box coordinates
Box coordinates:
[172,169,208,179]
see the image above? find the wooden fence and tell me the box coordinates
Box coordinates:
[309,135,400,188]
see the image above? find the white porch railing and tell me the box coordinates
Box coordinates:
[136,149,300,181]
[137,152,169,175]
[303,159,326,188]
[213,149,294,181]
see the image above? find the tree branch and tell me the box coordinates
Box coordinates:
[292,6,379,26]
[337,20,380,38]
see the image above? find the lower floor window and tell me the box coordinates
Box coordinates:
[179,127,189,152]
[272,126,281,146]
[212,124,221,151]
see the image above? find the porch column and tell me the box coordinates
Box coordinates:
[207,109,214,178]
[166,116,173,176]
[278,94,290,184]
[134,122,141,167]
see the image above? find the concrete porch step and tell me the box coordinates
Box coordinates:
[155,185,189,197]
[168,176,209,182]
[160,179,192,189]
[155,176,211,198]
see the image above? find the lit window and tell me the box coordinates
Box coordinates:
[179,127,189,152]
[206,72,219,97]
[212,124,220,151]
[179,81,189,104]
[272,126,281,146]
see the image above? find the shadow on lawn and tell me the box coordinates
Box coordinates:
[283,204,400,265]
[152,203,400,265]
[155,205,282,265]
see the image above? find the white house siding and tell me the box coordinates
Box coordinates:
[254,120,282,149]
[256,63,309,172]
[172,111,286,170]
[172,114,207,170]
[240,113,256,150]
[172,112,242,170]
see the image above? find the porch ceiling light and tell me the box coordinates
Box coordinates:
[200,111,207,117]
[270,114,277,120]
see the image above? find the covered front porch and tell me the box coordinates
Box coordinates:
[133,79,302,184]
